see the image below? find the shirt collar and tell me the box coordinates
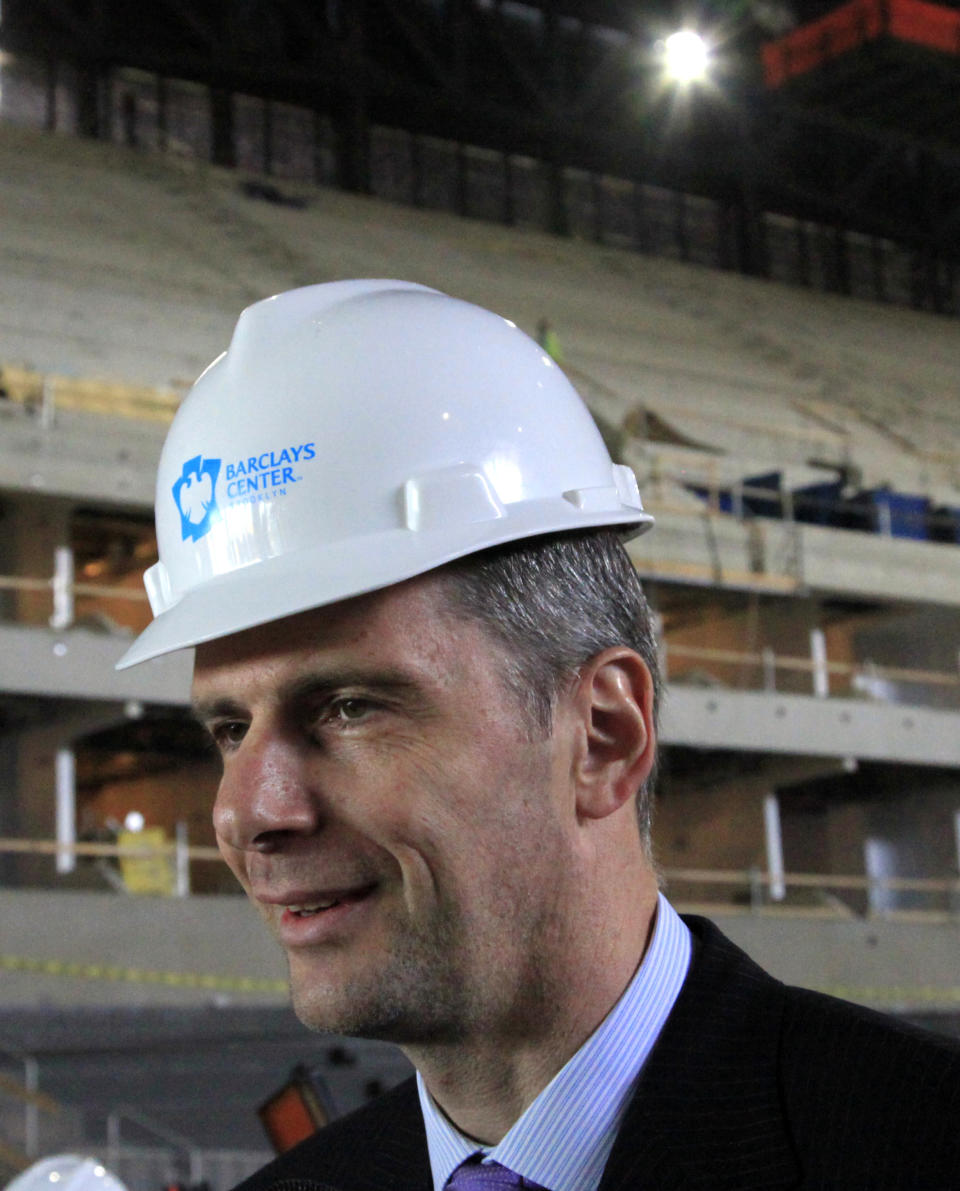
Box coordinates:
[417,893,691,1191]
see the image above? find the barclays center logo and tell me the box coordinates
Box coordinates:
[172,454,221,542]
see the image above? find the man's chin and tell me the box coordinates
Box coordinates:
[288,969,447,1045]
[290,987,404,1041]
[286,960,390,1038]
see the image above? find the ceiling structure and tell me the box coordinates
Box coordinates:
[1,0,959,309]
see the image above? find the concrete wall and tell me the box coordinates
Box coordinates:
[0,890,286,1009]
[3,889,960,1016]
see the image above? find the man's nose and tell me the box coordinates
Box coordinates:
[213,729,320,853]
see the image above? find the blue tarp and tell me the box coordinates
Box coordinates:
[793,480,845,526]
[685,471,782,518]
[854,488,930,540]
[741,471,783,518]
[688,474,937,543]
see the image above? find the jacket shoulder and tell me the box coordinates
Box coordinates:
[231,1076,429,1191]
[778,983,960,1187]
[637,916,960,1189]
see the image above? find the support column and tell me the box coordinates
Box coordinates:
[76,62,107,139]
[763,793,786,901]
[728,110,766,277]
[44,57,59,133]
[0,733,19,885]
[0,495,72,627]
[156,75,168,152]
[545,158,568,237]
[333,3,370,194]
[209,86,236,168]
[55,746,76,875]
[6,704,127,888]
[810,628,829,698]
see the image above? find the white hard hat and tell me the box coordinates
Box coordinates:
[117,279,653,669]
[4,1156,128,1191]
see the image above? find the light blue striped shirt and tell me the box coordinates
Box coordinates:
[417,893,691,1191]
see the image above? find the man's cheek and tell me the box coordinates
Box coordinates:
[217,841,251,893]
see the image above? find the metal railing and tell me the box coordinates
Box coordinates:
[104,1144,271,1191]
[0,1040,60,1165]
[0,836,220,899]
[0,448,957,622]
[675,476,960,541]
[665,865,960,916]
[4,545,960,705]
[661,641,960,703]
[0,365,182,426]
[3,837,959,919]
[0,1044,269,1191]
[3,546,960,705]
[0,837,220,865]
[4,354,959,549]
[106,1106,204,1187]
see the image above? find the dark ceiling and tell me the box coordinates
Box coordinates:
[2,2,959,290]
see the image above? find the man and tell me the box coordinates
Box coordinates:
[120,281,960,1190]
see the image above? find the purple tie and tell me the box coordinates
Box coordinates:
[444,1157,550,1189]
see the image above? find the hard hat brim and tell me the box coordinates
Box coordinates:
[116,502,653,670]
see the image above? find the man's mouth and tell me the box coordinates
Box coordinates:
[287,899,342,917]
[282,885,377,918]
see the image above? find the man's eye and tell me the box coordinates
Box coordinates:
[212,721,247,748]
[331,698,374,723]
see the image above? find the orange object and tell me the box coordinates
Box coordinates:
[763,0,960,87]
[257,1068,329,1154]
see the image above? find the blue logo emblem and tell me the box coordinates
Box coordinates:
[172,454,221,542]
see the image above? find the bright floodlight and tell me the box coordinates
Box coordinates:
[663,30,710,83]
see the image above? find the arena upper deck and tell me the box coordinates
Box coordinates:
[3,121,960,511]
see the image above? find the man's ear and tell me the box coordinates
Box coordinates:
[571,647,656,822]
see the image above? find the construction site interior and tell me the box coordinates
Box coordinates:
[3,2,960,1186]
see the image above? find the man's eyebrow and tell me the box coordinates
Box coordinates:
[190,696,247,726]
[191,669,427,724]
[282,668,424,705]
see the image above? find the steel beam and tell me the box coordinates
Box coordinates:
[0,624,192,705]
[661,687,960,768]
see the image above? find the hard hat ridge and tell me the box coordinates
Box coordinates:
[117,280,653,669]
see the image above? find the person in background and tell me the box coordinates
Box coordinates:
[536,316,564,364]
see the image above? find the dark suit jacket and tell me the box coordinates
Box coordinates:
[236,916,960,1190]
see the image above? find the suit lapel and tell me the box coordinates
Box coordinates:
[245,921,801,1191]
[598,917,801,1191]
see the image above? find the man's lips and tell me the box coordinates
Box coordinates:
[257,883,378,909]
[283,885,377,916]
[255,884,380,936]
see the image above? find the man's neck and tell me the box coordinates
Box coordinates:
[406,881,660,1145]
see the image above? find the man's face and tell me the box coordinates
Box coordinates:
[192,574,583,1045]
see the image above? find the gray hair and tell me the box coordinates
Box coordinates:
[439,530,661,842]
